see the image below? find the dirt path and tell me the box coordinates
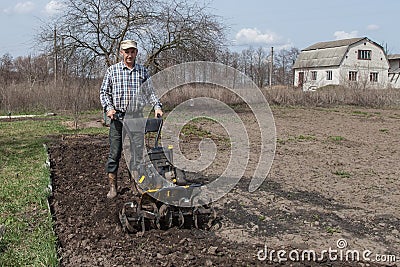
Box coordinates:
[48,106,400,266]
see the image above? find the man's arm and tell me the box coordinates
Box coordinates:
[100,70,116,119]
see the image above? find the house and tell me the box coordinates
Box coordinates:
[293,37,389,91]
[388,54,400,88]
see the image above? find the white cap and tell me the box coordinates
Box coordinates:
[120,40,137,50]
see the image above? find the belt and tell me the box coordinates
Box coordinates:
[115,110,143,120]
[114,111,125,121]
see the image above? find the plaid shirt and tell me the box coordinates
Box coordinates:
[100,61,161,113]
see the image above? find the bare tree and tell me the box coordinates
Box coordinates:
[37,0,150,68]
[0,54,17,84]
[252,47,269,88]
[226,47,270,88]
[13,55,50,86]
[36,0,226,74]
[142,0,226,72]
[274,47,300,87]
[240,47,255,78]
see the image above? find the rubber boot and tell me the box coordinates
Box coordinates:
[107,172,117,199]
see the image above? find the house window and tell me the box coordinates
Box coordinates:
[326,71,332,80]
[358,50,371,60]
[370,72,378,82]
[311,71,317,80]
[349,71,358,81]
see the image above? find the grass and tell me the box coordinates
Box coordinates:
[179,118,230,145]
[0,114,108,267]
[325,226,341,234]
[328,135,346,142]
[181,123,213,138]
[333,170,351,178]
[277,134,316,145]
[352,110,370,116]
[296,134,316,141]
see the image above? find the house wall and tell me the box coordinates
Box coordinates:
[388,58,400,88]
[340,41,389,88]
[294,40,389,90]
[294,67,341,91]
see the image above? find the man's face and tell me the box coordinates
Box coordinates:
[120,48,138,66]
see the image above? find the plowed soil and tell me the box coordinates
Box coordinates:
[47,106,400,266]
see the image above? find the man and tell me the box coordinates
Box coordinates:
[100,40,163,199]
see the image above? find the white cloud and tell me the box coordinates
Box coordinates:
[3,1,35,14]
[366,24,379,31]
[44,0,66,15]
[333,30,359,40]
[235,28,281,45]
[3,7,11,14]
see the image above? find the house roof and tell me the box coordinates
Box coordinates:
[293,37,381,69]
[303,37,365,51]
[388,54,400,60]
[293,46,348,69]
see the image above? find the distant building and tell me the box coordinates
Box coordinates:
[293,37,389,91]
[388,54,400,88]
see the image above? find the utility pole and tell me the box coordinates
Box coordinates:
[269,46,274,88]
[53,25,57,86]
[283,51,286,88]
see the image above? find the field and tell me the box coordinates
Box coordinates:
[44,106,400,266]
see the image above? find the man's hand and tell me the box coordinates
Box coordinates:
[155,109,163,118]
[107,109,116,120]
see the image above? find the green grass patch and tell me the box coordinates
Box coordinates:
[326,226,341,234]
[181,123,213,138]
[0,114,107,267]
[295,134,316,141]
[328,135,346,142]
[278,134,316,145]
[333,170,351,178]
[352,110,370,116]
[179,119,230,146]
[277,138,286,145]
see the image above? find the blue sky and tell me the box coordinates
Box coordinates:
[1,0,399,57]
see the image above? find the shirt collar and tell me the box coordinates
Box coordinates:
[119,61,138,71]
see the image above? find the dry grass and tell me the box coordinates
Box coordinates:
[1,81,399,115]
[160,83,243,109]
[263,86,400,108]
[0,79,101,114]
[162,84,400,109]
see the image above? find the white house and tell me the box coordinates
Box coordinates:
[293,37,389,91]
[388,54,400,88]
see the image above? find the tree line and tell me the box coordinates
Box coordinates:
[0,46,299,86]
[0,0,300,114]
